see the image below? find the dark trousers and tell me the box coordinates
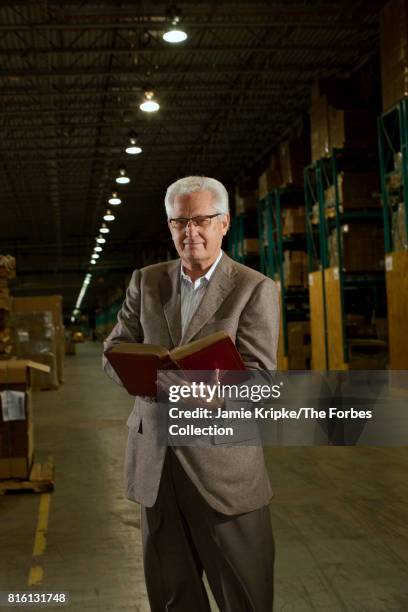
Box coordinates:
[141,449,275,611]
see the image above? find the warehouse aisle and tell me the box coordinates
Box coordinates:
[1,342,408,611]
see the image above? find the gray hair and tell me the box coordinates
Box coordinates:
[164,176,229,218]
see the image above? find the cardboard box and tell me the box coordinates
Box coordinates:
[329,224,385,271]
[243,239,259,255]
[0,360,49,479]
[329,108,377,150]
[380,0,408,110]
[12,296,64,384]
[258,155,282,197]
[284,251,308,286]
[348,339,388,370]
[310,95,330,162]
[282,207,306,235]
[279,140,309,186]
[287,321,311,370]
[0,285,11,311]
[392,201,408,250]
[324,172,379,211]
[235,192,258,215]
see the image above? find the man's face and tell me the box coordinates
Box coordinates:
[168,190,229,269]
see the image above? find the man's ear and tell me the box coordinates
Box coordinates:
[222,213,230,235]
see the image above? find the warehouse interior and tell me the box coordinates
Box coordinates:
[1,1,408,610]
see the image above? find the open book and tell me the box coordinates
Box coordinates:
[104,331,246,396]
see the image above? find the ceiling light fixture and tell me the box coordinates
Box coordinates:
[163,5,187,43]
[96,235,106,244]
[94,245,103,252]
[91,253,100,259]
[140,90,160,113]
[99,223,110,234]
[116,167,130,184]
[125,132,142,155]
[109,192,122,205]
[90,259,96,265]
[104,210,115,222]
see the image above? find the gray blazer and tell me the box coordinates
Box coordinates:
[103,252,280,515]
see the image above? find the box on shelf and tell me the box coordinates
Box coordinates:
[324,172,379,211]
[9,311,59,390]
[0,255,16,280]
[258,155,282,198]
[310,76,377,161]
[0,360,49,479]
[235,190,259,215]
[329,223,385,271]
[310,95,330,162]
[12,296,64,384]
[348,339,388,369]
[329,108,377,150]
[380,0,408,110]
[282,207,306,235]
[283,251,308,287]
[287,321,311,370]
[279,139,309,186]
[392,202,408,250]
[243,239,259,255]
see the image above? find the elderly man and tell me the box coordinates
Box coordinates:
[103,176,280,611]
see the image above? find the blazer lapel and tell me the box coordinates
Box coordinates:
[181,253,237,345]
[159,260,182,347]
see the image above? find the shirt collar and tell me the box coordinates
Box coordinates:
[180,250,223,289]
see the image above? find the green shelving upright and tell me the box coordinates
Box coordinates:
[378,100,408,369]
[305,148,387,370]
[228,212,260,268]
[258,187,309,369]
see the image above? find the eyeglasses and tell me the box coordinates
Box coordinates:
[169,213,222,229]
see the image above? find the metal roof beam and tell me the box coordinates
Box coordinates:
[0,18,377,32]
[0,43,375,58]
[0,83,311,98]
[0,64,352,79]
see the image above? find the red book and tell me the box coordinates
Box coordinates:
[104,331,246,397]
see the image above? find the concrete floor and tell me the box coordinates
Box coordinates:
[0,342,407,611]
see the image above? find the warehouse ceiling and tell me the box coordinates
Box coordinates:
[0,0,385,316]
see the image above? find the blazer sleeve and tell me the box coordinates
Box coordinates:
[102,269,144,384]
[235,278,280,371]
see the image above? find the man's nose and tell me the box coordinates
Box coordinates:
[185,220,199,235]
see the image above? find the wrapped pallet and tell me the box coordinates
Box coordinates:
[0,360,49,479]
[12,296,64,384]
[9,312,59,390]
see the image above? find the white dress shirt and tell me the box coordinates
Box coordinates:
[180,250,223,336]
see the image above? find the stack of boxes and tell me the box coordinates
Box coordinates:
[328,224,385,272]
[380,0,408,112]
[286,322,311,370]
[283,251,308,287]
[234,187,259,216]
[11,296,65,387]
[380,0,408,253]
[258,154,282,199]
[0,360,48,479]
[10,312,59,390]
[0,255,16,361]
[309,78,377,163]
